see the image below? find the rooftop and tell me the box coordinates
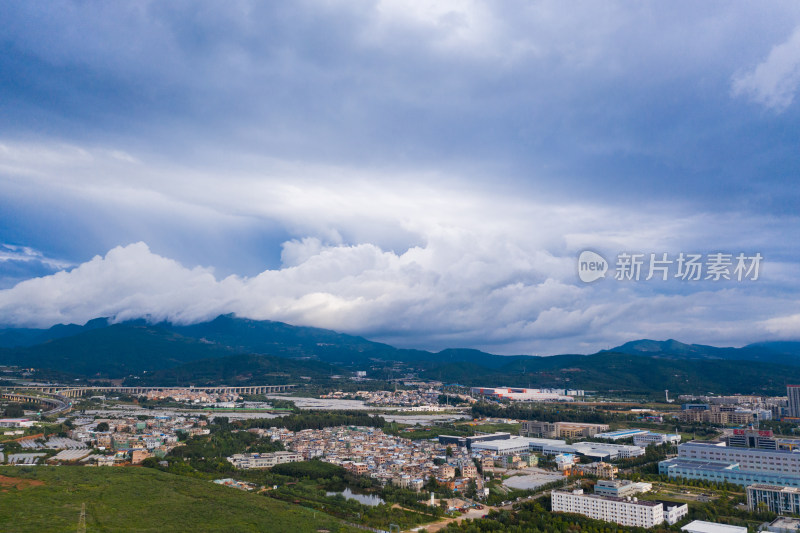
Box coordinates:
[680,520,747,533]
[769,516,800,529]
[660,458,740,472]
[553,490,661,507]
[748,484,800,493]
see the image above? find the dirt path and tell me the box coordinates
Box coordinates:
[0,474,45,492]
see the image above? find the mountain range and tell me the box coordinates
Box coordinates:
[1,314,799,395]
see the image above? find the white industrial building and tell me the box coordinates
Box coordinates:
[551,489,664,528]
[680,520,747,533]
[633,432,682,447]
[227,451,302,469]
[595,429,650,441]
[0,418,35,428]
[594,479,652,498]
[471,436,535,456]
[680,441,800,476]
[470,387,580,402]
[472,435,645,461]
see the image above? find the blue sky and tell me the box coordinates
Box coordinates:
[1,1,800,354]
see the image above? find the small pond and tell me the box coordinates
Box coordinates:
[325,487,385,507]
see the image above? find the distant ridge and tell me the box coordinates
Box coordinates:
[1,314,799,394]
[608,338,800,365]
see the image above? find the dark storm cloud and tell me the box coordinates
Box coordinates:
[1,1,800,353]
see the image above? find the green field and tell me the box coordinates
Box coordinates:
[0,466,359,533]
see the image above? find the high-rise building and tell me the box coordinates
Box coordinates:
[787,385,800,418]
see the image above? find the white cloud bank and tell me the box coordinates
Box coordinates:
[1,140,799,354]
[732,26,800,112]
[1,239,798,355]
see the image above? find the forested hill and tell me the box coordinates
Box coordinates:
[0,314,798,395]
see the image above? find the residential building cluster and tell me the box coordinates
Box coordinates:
[677,404,773,425]
[69,414,205,465]
[519,420,609,439]
[320,388,443,408]
[2,413,205,466]
[143,389,241,404]
[254,425,484,494]
[677,393,787,421]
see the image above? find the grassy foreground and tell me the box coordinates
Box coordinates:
[0,466,358,533]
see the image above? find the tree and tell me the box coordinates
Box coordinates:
[96,422,110,432]
[3,403,24,418]
[424,476,439,492]
[446,446,453,457]
[465,479,478,499]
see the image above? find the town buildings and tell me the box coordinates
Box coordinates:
[575,461,618,479]
[678,404,774,425]
[519,420,609,439]
[320,388,443,408]
[264,426,483,494]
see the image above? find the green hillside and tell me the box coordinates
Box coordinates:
[0,466,358,533]
[169,314,412,363]
[419,351,800,395]
[609,338,800,365]
[130,352,342,386]
[1,315,798,395]
[0,323,234,377]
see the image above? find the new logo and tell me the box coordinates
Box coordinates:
[578,251,608,283]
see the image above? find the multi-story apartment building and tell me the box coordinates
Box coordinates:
[462,464,478,479]
[519,421,609,439]
[551,489,664,528]
[519,420,557,438]
[575,461,618,479]
[747,484,800,515]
